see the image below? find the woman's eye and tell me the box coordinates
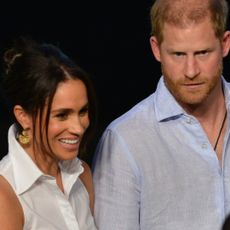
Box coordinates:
[56,113,68,120]
[79,107,89,117]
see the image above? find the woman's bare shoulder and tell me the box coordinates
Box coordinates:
[79,161,94,213]
[0,175,24,229]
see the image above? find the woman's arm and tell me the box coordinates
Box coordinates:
[0,176,24,229]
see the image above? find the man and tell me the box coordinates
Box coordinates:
[93,0,230,229]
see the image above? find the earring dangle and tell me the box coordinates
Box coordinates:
[18,130,30,145]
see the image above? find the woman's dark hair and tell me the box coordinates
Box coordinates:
[2,37,97,159]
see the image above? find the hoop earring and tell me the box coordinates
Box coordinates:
[17,130,30,145]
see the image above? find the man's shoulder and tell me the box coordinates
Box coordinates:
[107,93,156,131]
[224,79,230,89]
[222,77,230,99]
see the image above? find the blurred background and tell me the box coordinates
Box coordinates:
[0,1,229,164]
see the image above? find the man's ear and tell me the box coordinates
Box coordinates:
[13,105,32,130]
[222,31,230,58]
[150,36,161,62]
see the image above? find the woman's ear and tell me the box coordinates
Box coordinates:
[13,105,32,130]
[150,36,161,62]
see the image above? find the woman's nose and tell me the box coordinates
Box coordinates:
[68,116,85,135]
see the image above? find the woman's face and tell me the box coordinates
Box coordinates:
[37,78,90,161]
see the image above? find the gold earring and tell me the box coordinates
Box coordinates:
[18,130,30,145]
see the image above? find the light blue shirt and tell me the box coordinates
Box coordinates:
[93,76,230,230]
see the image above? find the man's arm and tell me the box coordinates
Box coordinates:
[93,129,140,230]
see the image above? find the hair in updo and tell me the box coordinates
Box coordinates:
[2,37,97,158]
[4,51,21,74]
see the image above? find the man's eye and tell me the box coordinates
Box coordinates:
[198,51,208,56]
[174,52,184,57]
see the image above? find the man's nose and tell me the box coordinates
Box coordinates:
[184,56,200,79]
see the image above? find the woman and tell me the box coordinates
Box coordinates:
[0,37,98,229]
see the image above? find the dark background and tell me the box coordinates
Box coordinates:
[0,1,230,164]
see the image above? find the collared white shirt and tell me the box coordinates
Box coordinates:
[0,124,97,230]
[93,76,230,230]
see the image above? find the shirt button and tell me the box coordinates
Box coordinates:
[186,118,192,124]
[202,143,208,149]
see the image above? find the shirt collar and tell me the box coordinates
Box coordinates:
[8,124,43,195]
[222,77,230,110]
[154,76,184,121]
[60,159,84,197]
[154,76,230,122]
[8,124,83,195]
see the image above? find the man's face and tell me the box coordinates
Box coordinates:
[150,17,230,110]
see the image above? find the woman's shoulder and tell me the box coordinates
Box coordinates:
[79,160,94,213]
[0,175,24,228]
[79,160,94,194]
[80,160,92,179]
[0,175,16,205]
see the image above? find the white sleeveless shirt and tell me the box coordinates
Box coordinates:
[0,125,97,230]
